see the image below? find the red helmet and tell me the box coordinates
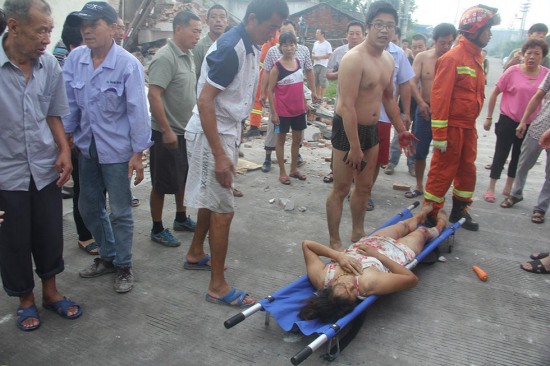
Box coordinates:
[459,4,500,34]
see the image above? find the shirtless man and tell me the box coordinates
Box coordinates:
[326,1,415,250]
[406,23,457,199]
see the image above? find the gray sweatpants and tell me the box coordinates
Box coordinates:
[510,135,550,213]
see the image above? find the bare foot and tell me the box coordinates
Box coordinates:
[416,203,433,224]
[329,242,345,252]
[350,231,366,245]
[437,209,448,225]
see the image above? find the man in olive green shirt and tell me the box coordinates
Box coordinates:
[147,11,202,246]
[193,4,228,78]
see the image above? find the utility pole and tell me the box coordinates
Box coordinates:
[518,1,530,39]
[400,0,410,38]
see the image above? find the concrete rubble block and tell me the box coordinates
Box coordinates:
[298,206,307,212]
[277,198,295,211]
[393,183,411,191]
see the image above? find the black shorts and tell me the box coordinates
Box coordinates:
[278,113,307,134]
[150,129,189,194]
[331,113,379,151]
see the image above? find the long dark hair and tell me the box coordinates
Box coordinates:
[299,287,358,323]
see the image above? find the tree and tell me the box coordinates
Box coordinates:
[320,0,367,14]
[363,0,416,34]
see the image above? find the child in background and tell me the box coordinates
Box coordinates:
[267,32,308,185]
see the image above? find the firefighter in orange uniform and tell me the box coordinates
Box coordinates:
[424,5,500,231]
[245,31,280,137]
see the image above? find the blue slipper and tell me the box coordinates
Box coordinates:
[43,297,83,320]
[205,287,256,308]
[16,304,41,331]
[183,255,212,271]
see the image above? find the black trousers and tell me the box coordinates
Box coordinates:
[71,148,93,242]
[490,114,528,180]
[0,178,64,297]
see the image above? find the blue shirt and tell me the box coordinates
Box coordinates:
[63,42,151,163]
[379,42,415,123]
[186,23,260,139]
[0,33,69,191]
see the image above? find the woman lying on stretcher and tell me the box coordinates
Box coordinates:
[299,206,447,323]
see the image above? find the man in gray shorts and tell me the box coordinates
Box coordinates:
[183,0,288,306]
[312,28,332,99]
[148,11,202,247]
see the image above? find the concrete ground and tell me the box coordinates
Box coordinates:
[1,57,549,366]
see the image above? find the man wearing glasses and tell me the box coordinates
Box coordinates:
[326,1,415,251]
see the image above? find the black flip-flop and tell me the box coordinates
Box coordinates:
[520,259,550,274]
[78,241,99,255]
[530,252,550,260]
[404,189,423,199]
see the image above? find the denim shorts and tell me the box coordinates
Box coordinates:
[412,106,432,160]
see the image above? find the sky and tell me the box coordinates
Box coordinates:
[412,0,548,30]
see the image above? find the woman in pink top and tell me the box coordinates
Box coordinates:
[298,206,447,323]
[483,39,549,203]
[267,32,308,185]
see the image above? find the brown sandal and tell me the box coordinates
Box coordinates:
[500,196,522,208]
[531,210,545,224]
[279,176,291,185]
[289,171,307,180]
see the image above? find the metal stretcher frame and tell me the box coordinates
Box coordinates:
[224,202,464,365]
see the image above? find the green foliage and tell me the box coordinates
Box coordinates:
[320,0,367,14]
[325,80,338,99]
[492,40,523,58]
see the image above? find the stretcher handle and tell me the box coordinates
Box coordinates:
[409,201,420,210]
[291,347,313,365]
[224,313,245,329]
[224,302,265,329]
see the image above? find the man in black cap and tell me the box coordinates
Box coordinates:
[63,1,151,293]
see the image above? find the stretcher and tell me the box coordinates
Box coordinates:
[225,202,464,365]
